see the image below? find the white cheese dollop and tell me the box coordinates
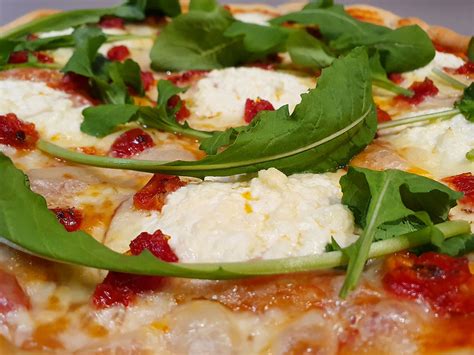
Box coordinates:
[383,112,474,178]
[0,80,100,148]
[183,67,315,130]
[233,12,273,26]
[105,169,357,262]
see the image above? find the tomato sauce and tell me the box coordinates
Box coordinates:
[51,208,83,232]
[395,78,439,105]
[109,128,155,158]
[106,45,130,62]
[167,95,191,121]
[376,107,391,123]
[166,70,208,86]
[244,98,275,123]
[443,172,474,207]
[0,113,39,149]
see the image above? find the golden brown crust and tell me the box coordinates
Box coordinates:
[0,2,470,54]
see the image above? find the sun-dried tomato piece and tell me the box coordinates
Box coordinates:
[383,252,474,315]
[0,113,39,149]
[244,98,275,123]
[388,72,403,84]
[106,45,130,62]
[8,51,53,64]
[167,70,208,85]
[0,269,30,314]
[99,16,125,29]
[167,95,190,121]
[133,174,186,211]
[51,208,83,232]
[130,230,178,262]
[35,52,54,63]
[443,173,474,207]
[395,78,439,105]
[140,71,155,92]
[92,230,178,308]
[454,62,474,75]
[109,128,155,158]
[376,107,392,123]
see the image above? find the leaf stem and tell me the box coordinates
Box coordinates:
[0,62,62,71]
[108,220,471,277]
[432,68,467,90]
[372,79,414,97]
[378,108,459,130]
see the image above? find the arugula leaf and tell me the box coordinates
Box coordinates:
[271,6,435,72]
[455,83,474,122]
[0,152,470,280]
[150,7,250,71]
[469,37,474,62]
[189,0,218,12]
[80,80,212,139]
[286,30,335,69]
[369,51,413,97]
[0,0,180,40]
[0,39,17,65]
[62,27,106,77]
[338,167,462,297]
[433,234,474,256]
[304,0,334,9]
[40,47,377,177]
[467,149,474,161]
[224,21,288,55]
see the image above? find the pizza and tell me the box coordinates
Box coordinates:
[0,0,473,353]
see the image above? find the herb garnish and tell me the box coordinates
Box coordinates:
[0,153,470,282]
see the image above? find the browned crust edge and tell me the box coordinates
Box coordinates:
[0,2,469,54]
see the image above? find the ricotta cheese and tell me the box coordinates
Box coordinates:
[105,169,357,262]
[182,67,315,130]
[382,112,474,178]
[0,80,104,148]
[233,12,273,26]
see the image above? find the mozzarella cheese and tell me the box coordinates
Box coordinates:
[183,67,315,130]
[0,80,103,148]
[382,112,474,178]
[404,51,465,84]
[106,168,357,262]
[233,12,273,26]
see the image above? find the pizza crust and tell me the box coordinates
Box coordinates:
[0,2,470,54]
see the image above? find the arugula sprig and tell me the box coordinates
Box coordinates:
[0,153,470,283]
[40,47,377,177]
[81,80,212,139]
[0,0,181,40]
[339,167,463,297]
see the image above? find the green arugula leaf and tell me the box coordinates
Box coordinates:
[304,0,334,9]
[150,7,251,71]
[109,59,144,96]
[468,37,474,62]
[62,27,106,77]
[40,47,377,178]
[189,0,218,12]
[271,6,435,72]
[286,30,335,69]
[433,234,474,256]
[467,149,474,161]
[369,51,413,96]
[0,39,17,65]
[224,21,288,55]
[80,80,212,139]
[0,153,470,280]
[0,0,180,40]
[338,167,462,297]
[455,83,474,122]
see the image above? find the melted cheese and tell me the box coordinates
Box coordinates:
[382,112,474,178]
[106,168,357,262]
[233,12,273,26]
[183,67,315,130]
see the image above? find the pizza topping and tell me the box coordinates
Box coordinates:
[0,269,30,314]
[443,173,474,206]
[106,45,131,62]
[8,51,54,64]
[0,113,39,149]
[140,71,155,92]
[383,252,474,315]
[109,128,155,158]
[99,16,125,29]
[395,78,439,105]
[388,73,403,84]
[167,95,191,121]
[133,173,186,211]
[167,70,208,85]
[453,62,474,75]
[244,98,275,123]
[51,207,83,232]
[92,230,178,308]
[376,107,391,123]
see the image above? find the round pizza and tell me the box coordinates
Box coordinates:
[0,0,473,353]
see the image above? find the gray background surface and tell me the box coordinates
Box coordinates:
[1,0,473,35]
